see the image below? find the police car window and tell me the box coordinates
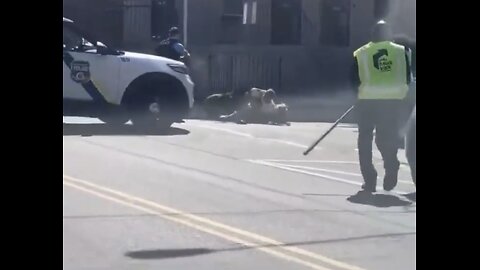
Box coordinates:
[63,24,94,51]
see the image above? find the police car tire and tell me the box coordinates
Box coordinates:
[128,96,175,130]
[124,76,189,130]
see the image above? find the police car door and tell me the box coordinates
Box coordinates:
[63,21,121,104]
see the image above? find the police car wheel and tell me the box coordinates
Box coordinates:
[124,77,188,130]
[129,97,174,130]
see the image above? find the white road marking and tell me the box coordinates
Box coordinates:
[261,160,359,164]
[64,175,367,270]
[353,148,410,170]
[187,122,254,138]
[248,160,410,194]
[185,122,312,149]
[263,139,309,148]
[281,164,363,177]
[277,164,414,185]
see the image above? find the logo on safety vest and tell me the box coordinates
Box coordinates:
[373,49,392,72]
[70,61,91,84]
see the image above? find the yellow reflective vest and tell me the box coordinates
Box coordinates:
[353,41,409,99]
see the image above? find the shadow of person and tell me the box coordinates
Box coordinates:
[347,191,413,208]
[63,123,190,137]
[404,192,416,202]
[125,248,214,260]
[125,230,417,260]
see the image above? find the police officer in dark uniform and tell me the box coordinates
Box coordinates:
[155,27,190,63]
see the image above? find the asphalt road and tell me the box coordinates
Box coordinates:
[63,118,416,270]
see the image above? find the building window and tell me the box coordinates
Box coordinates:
[243,1,248,24]
[320,0,350,47]
[242,1,257,25]
[151,0,179,38]
[251,1,257,24]
[271,0,302,45]
[220,0,244,44]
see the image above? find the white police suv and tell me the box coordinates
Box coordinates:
[63,17,194,129]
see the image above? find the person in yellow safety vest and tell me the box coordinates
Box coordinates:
[351,20,413,193]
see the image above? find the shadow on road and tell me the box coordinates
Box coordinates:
[125,232,415,260]
[347,191,413,208]
[126,248,213,259]
[62,123,190,136]
[302,193,351,197]
[404,192,416,202]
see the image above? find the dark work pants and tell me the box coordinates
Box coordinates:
[356,100,402,188]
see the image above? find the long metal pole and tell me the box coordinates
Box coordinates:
[303,105,355,156]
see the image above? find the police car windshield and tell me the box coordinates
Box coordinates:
[63,23,97,52]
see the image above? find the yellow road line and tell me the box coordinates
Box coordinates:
[64,174,367,270]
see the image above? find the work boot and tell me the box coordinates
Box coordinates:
[361,174,377,193]
[383,173,398,191]
[361,183,376,193]
[360,167,377,193]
